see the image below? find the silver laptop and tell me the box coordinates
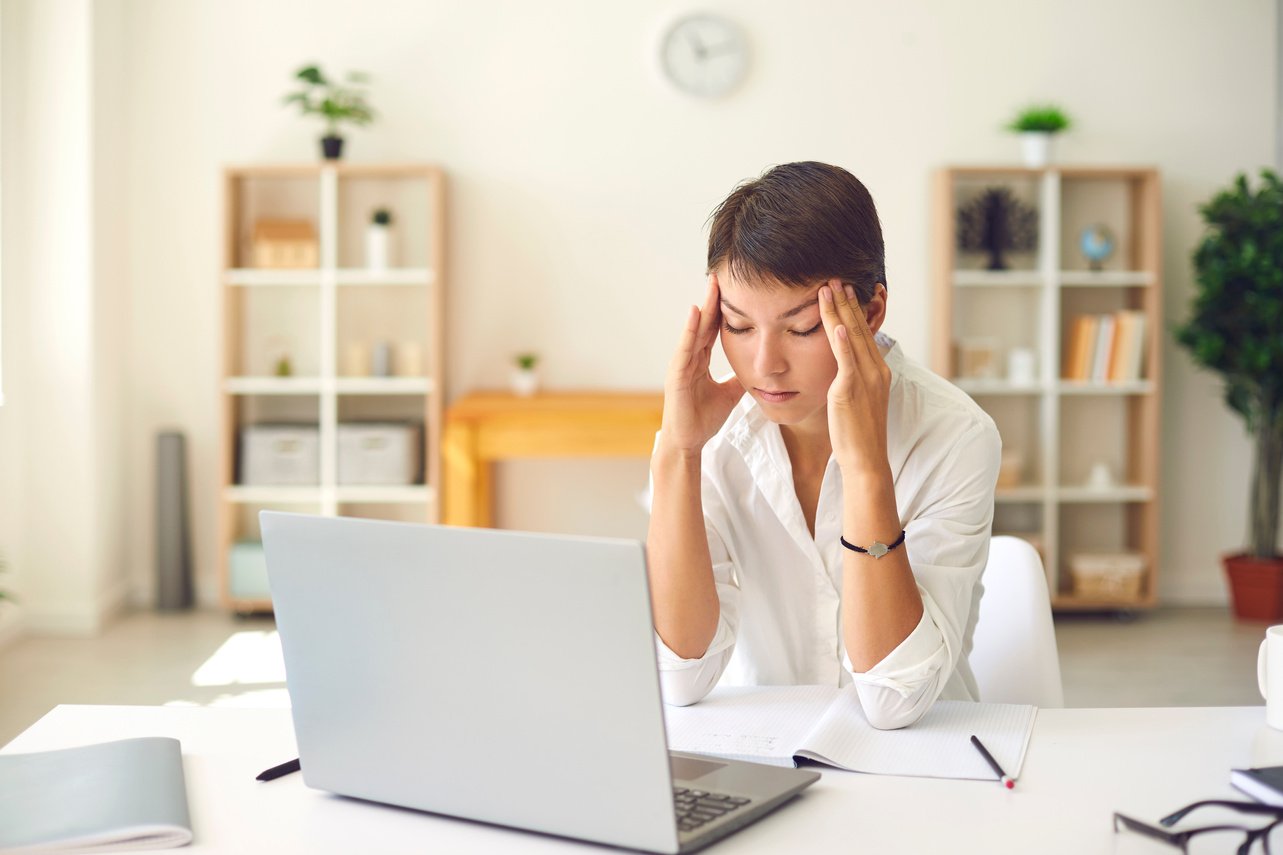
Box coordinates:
[260,511,819,853]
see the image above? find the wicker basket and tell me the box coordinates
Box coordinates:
[1070,552,1145,599]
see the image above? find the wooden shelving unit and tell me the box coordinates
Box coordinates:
[218,163,446,612]
[931,165,1162,611]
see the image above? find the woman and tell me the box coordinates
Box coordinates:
[647,162,1001,729]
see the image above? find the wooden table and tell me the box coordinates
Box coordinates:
[442,391,664,527]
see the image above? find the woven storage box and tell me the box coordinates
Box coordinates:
[239,424,320,485]
[337,422,422,485]
[1070,552,1145,599]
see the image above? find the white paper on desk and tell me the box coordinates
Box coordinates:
[663,685,836,767]
[664,684,1037,781]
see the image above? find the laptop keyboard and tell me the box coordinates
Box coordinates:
[673,787,752,834]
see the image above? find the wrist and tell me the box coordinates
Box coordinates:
[652,439,703,470]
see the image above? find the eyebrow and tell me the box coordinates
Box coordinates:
[721,297,819,321]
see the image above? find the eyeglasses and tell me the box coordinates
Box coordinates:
[1114,800,1283,854]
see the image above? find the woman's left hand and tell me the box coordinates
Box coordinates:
[818,281,892,478]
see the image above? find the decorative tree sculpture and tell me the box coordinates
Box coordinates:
[957,187,1039,270]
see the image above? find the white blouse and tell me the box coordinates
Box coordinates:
[649,333,1002,729]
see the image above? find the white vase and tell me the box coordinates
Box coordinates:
[1020,132,1054,168]
[510,367,539,397]
[365,224,392,270]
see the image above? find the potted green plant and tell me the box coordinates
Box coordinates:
[1007,104,1071,168]
[1174,168,1283,620]
[282,64,376,160]
[511,353,540,397]
[366,208,393,270]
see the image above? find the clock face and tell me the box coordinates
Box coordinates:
[660,14,749,99]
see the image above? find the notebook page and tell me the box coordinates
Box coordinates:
[663,684,839,767]
[796,691,1037,780]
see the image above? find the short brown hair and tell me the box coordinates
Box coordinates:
[706,161,885,303]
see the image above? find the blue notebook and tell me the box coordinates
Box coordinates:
[0,737,192,852]
[1232,766,1283,807]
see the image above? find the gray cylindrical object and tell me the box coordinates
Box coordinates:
[156,430,194,610]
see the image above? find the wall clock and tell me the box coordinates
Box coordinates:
[659,13,750,99]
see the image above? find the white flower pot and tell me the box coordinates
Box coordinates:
[510,368,539,397]
[1020,132,1054,168]
[365,224,392,270]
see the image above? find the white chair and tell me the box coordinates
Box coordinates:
[969,536,1065,708]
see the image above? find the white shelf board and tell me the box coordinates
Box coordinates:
[954,379,1045,396]
[334,377,434,395]
[1058,381,1154,396]
[335,268,434,286]
[224,486,323,504]
[1057,485,1154,503]
[226,269,322,287]
[1058,270,1153,287]
[225,377,322,395]
[995,486,1048,503]
[334,485,435,504]
[952,270,1043,288]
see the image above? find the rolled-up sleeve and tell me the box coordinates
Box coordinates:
[646,434,742,707]
[844,418,1001,729]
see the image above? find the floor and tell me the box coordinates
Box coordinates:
[0,606,1268,746]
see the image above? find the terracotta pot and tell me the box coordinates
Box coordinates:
[1225,552,1283,622]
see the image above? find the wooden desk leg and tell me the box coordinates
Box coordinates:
[443,422,493,527]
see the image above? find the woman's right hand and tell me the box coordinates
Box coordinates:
[660,273,746,455]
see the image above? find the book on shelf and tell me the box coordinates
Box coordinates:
[1061,311,1147,383]
[1231,765,1283,807]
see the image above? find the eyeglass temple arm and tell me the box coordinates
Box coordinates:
[1160,800,1283,827]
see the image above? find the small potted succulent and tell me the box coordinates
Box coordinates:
[282,64,376,160]
[1174,169,1283,620]
[1007,104,1071,168]
[511,353,540,397]
[366,208,393,270]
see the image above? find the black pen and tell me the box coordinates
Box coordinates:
[256,757,300,782]
[969,735,1014,789]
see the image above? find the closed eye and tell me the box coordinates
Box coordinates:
[723,322,823,337]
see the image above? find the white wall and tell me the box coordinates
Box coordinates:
[0,0,130,633]
[1,0,1275,618]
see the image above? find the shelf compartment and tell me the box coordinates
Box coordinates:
[1059,271,1153,287]
[954,380,1045,396]
[225,377,323,395]
[1057,381,1154,396]
[953,271,1043,288]
[1056,485,1154,503]
[335,268,435,287]
[334,378,433,395]
[336,173,436,269]
[226,286,320,377]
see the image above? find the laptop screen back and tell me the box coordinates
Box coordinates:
[261,511,679,853]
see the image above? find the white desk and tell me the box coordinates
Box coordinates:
[4,703,1282,854]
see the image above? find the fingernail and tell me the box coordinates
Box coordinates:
[821,286,832,302]
[844,284,855,300]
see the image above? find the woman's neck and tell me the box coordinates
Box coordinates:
[779,419,832,475]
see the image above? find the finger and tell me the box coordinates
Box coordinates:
[695,275,721,350]
[818,286,860,379]
[842,283,884,363]
[671,304,701,368]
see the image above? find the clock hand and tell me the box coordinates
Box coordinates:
[685,30,707,61]
[701,42,741,59]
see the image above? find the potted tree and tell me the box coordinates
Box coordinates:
[1175,169,1283,621]
[1007,104,1071,168]
[283,64,376,160]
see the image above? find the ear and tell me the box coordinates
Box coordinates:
[863,284,888,334]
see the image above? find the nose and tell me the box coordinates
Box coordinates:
[753,331,788,378]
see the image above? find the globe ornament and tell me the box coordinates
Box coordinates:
[1079,223,1115,272]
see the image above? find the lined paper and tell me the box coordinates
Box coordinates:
[664,684,1037,780]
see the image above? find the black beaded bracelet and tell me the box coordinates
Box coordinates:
[839,529,906,559]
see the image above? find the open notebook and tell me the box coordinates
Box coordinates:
[663,685,1037,781]
[0,736,192,852]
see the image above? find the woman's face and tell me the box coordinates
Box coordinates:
[716,266,838,430]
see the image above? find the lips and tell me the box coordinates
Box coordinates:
[755,388,799,402]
